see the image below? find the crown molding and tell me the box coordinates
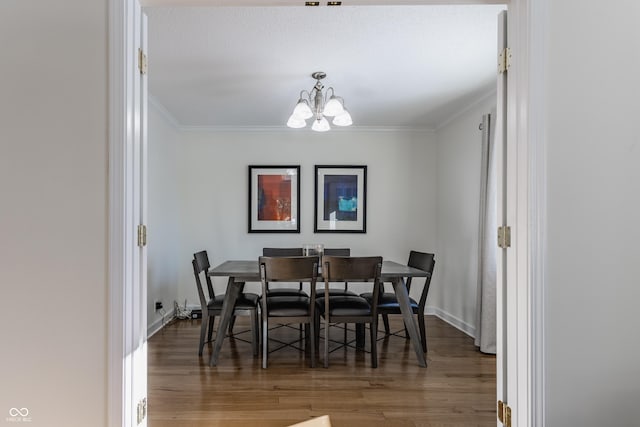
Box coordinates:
[178,125,436,134]
[435,87,498,132]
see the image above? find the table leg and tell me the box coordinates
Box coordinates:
[209,277,241,366]
[392,277,427,368]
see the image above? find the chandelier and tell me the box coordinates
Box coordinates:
[286,71,353,132]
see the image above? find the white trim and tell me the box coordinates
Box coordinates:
[434,86,498,132]
[528,0,548,425]
[148,94,181,128]
[426,306,476,338]
[179,124,437,133]
[108,0,126,426]
[147,309,176,338]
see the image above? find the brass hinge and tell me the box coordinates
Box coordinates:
[136,397,147,424]
[498,47,512,74]
[137,224,147,247]
[138,48,147,75]
[498,225,511,249]
[498,400,512,427]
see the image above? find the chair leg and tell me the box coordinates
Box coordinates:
[355,324,365,349]
[370,319,378,368]
[323,317,329,368]
[309,321,316,368]
[417,312,427,353]
[314,312,320,350]
[262,318,268,369]
[207,314,216,342]
[343,322,347,344]
[199,314,208,356]
[382,314,390,334]
[250,310,259,356]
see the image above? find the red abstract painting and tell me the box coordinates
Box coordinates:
[257,175,292,221]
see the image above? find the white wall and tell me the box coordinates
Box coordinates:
[544,1,640,425]
[147,100,182,333]
[171,128,437,302]
[0,1,108,426]
[432,94,496,336]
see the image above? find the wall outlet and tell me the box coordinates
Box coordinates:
[155,301,163,311]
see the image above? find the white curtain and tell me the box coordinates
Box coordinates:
[475,112,497,354]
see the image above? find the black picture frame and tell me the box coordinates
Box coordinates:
[314,165,367,233]
[248,165,300,233]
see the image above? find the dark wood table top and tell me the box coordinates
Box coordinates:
[208,259,428,280]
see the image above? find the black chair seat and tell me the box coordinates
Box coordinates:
[318,288,357,297]
[360,292,419,311]
[208,293,260,310]
[317,295,371,316]
[266,288,308,298]
[266,296,312,316]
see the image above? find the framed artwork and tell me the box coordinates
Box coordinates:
[248,165,300,233]
[314,165,367,233]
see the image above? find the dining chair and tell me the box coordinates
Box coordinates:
[192,250,260,357]
[262,247,308,297]
[320,248,356,296]
[317,256,383,368]
[360,251,435,353]
[259,255,320,368]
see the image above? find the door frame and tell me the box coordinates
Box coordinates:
[107,1,548,426]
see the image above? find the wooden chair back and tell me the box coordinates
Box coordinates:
[193,250,215,303]
[406,251,435,309]
[322,255,382,282]
[259,256,319,283]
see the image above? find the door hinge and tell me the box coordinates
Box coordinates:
[137,224,147,247]
[498,47,512,74]
[138,48,147,75]
[498,225,511,249]
[498,400,512,427]
[136,397,147,424]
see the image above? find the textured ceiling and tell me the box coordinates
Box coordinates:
[146,4,506,129]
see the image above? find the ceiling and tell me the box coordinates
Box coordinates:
[145,4,506,130]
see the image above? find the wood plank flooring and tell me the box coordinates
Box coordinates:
[148,316,496,427]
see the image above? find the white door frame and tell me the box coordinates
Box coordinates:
[108,1,148,426]
[107,1,548,426]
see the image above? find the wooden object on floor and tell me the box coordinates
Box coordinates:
[287,415,332,427]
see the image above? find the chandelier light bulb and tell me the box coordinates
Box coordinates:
[287,114,307,129]
[323,96,344,117]
[311,116,331,132]
[292,99,313,120]
[333,109,352,127]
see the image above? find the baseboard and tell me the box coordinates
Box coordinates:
[147,308,176,339]
[425,306,476,338]
[148,305,476,340]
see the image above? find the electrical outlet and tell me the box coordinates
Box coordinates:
[155,300,163,311]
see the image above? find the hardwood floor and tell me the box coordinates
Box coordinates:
[148,316,496,427]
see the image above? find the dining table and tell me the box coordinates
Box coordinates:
[207,259,429,368]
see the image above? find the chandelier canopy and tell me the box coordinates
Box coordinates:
[287,71,352,132]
